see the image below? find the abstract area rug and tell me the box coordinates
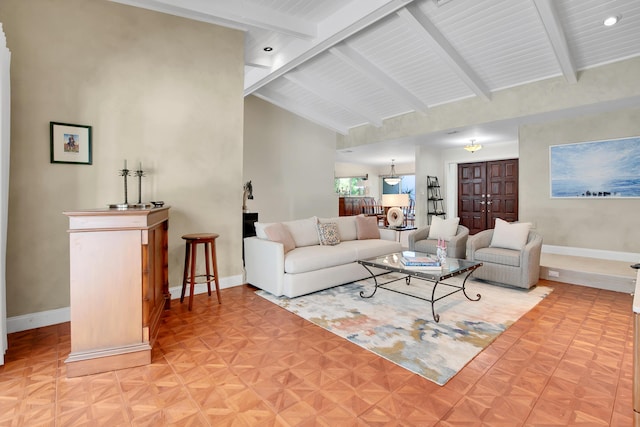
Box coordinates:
[257,277,552,385]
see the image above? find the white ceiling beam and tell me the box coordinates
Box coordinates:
[284,73,383,127]
[329,44,428,113]
[255,89,350,135]
[397,4,491,101]
[532,0,578,84]
[110,0,316,40]
[244,0,417,95]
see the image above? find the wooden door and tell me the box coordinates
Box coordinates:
[458,159,518,234]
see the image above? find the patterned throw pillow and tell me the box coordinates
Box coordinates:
[317,222,341,246]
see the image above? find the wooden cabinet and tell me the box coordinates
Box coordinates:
[63,207,170,377]
[339,197,375,216]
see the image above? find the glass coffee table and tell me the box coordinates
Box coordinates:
[357,251,483,322]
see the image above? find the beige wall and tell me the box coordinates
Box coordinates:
[338,57,640,150]
[519,107,640,253]
[243,96,338,222]
[1,0,244,317]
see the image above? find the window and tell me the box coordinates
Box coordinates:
[335,177,367,196]
[383,175,415,201]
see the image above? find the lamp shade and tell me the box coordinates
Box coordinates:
[381,193,410,207]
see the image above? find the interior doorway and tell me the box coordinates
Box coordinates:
[458,159,519,235]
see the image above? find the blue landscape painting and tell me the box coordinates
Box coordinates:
[550,136,640,198]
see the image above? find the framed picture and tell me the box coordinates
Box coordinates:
[50,122,92,165]
[549,136,640,198]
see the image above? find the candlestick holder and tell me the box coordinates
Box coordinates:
[134,168,145,204]
[120,167,131,205]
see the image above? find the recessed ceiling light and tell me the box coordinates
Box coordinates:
[603,15,621,26]
[263,46,273,52]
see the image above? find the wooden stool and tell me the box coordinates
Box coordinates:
[180,233,221,310]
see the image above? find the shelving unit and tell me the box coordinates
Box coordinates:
[427,176,446,224]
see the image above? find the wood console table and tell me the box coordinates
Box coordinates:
[63,206,170,377]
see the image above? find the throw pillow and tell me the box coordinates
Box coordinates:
[282,217,320,247]
[427,216,460,241]
[355,215,380,240]
[317,222,341,246]
[490,218,531,250]
[264,223,296,253]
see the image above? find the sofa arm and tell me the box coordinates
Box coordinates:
[244,237,285,296]
[379,228,397,241]
[408,227,431,250]
[447,226,470,259]
[467,229,494,261]
[520,233,543,286]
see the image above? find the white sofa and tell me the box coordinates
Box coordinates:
[244,215,402,297]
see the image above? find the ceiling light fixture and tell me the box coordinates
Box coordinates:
[384,159,401,185]
[464,139,482,153]
[603,15,621,26]
[263,46,273,52]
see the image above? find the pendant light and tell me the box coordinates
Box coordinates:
[384,159,401,185]
[464,139,482,153]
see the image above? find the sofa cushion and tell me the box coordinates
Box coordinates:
[264,223,295,253]
[490,218,531,250]
[318,216,357,241]
[282,217,320,247]
[474,247,521,267]
[427,216,460,241]
[356,215,380,240]
[355,239,402,260]
[284,242,359,273]
[317,222,341,246]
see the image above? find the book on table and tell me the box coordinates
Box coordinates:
[400,255,440,267]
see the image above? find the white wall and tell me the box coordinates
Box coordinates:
[244,96,338,222]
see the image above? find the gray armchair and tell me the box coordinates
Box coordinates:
[467,229,543,289]
[408,225,469,259]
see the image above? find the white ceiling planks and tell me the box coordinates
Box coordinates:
[112,0,640,142]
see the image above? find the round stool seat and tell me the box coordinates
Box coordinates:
[180,232,221,310]
[182,233,219,241]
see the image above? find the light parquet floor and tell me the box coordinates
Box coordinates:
[0,279,634,426]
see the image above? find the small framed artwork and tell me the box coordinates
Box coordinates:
[50,122,92,165]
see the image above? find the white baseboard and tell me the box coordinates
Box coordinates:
[542,245,639,263]
[7,306,70,334]
[7,274,245,334]
[167,274,244,302]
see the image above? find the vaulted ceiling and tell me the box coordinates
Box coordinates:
[111,0,640,162]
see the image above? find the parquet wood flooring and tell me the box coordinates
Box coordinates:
[0,279,634,426]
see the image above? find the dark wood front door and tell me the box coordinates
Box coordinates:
[458,159,519,235]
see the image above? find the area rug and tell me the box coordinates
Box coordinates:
[256,276,552,385]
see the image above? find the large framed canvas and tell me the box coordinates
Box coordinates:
[549,136,640,198]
